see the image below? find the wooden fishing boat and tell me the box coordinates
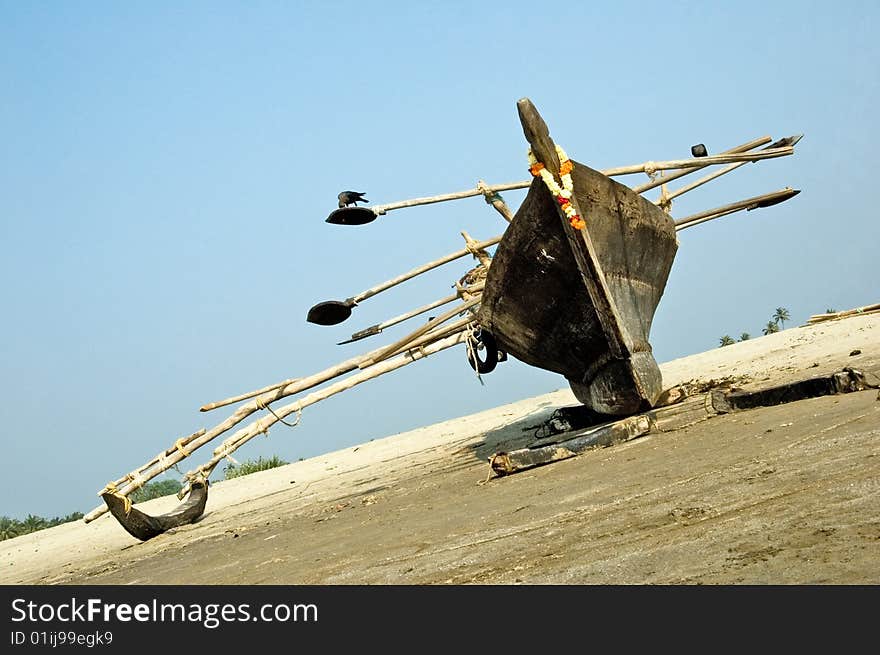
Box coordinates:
[87,97,802,539]
[478,100,677,415]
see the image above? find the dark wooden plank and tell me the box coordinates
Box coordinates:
[487,368,879,477]
[489,415,652,476]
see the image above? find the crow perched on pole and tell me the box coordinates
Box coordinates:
[338,191,369,208]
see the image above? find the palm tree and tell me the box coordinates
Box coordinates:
[763,321,780,335]
[739,333,751,341]
[719,335,736,347]
[772,307,791,329]
[0,517,21,541]
[20,514,47,535]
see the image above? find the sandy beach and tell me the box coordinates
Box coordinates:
[2,311,878,585]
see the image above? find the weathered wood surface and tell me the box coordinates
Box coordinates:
[489,368,876,476]
[516,99,634,402]
[102,478,209,541]
[201,379,302,412]
[479,98,677,415]
[721,368,878,410]
[807,304,880,324]
[489,415,652,475]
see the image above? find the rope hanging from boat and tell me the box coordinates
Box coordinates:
[464,324,486,386]
[527,145,586,230]
[102,481,133,516]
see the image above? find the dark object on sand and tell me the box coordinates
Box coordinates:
[102,478,209,541]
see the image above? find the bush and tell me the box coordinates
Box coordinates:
[224,455,288,480]
[130,479,183,503]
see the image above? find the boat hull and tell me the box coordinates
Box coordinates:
[478,160,678,415]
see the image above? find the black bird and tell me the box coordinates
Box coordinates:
[338,191,369,208]
[691,143,708,158]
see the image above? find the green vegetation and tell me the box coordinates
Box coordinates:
[223,455,289,479]
[718,307,791,346]
[2,454,290,542]
[762,320,780,335]
[0,512,84,542]
[772,307,791,329]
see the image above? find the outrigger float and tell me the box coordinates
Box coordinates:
[89,98,804,539]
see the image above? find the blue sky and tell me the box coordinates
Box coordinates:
[1,1,878,520]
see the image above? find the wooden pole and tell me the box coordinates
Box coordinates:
[90,312,477,518]
[363,316,475,363]
[359,296,482,368]
[200,379,302,412]
[601,147,793,177]
[361,139,790,217]
[460,230,493,268]
[674,188,800,229]
[178,331,470,495]
[807,304,880,323]
[340,235,501,306]
[477,180,515,222]
[99,428,206,495]
[371,181,533,214]
[651,135,803,204]
[674,205,743,231]
[86,324,475,523]
[341,293,461,344]
[632,136,771,194]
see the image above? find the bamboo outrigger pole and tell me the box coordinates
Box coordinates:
[199,379,302,412]
[306,235,501,326]
[86,328,473,523]
[674,188,801,230]
[359,296,482,368]
[633,135,771,194]
[326,140,796,226]
[337,283,484,345]
[176,331,471,498]
[85,316,478,523]
[654,135,803,204]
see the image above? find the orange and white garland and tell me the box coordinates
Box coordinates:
[527,145,586,230]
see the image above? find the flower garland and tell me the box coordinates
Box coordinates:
[527,145,586,230]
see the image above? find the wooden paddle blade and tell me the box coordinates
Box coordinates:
[326,207,378,225]
[337,324,382,345]
[750,188,801,209]
[102,480,209,541]
[767,134,804,149]
[307,300,354,325]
